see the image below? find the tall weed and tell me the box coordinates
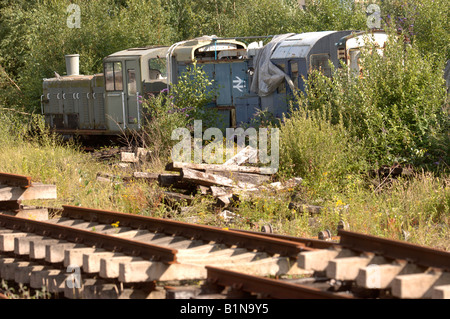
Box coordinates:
[279,104,368,196]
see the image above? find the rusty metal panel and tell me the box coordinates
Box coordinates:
[67,113,78,129]
[206,266,352,299]
[61,205,307,258]
[53,114,64,129]
[0,172,32,188]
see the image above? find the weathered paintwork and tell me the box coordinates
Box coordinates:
[42,31,394,136]
[42,46,169,134]
[167,37,249,128]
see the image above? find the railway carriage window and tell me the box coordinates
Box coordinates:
[104,62,124,91]
[127,69,136,96]
[310,54,332,77]
[290,62,299,88]
[105,63,114,91]
[349,49,361,74]
[114,62,123,90]
[149,58,167,79]
[275,63,286,93]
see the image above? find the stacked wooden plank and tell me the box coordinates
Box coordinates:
[96,146,310,214]
[161,146,278,207]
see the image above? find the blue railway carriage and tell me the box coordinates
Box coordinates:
[41,31,392,137]
[166,36,252,129]
[235,30,353,126]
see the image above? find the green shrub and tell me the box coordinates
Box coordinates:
[136,63,217,159]
[279,103,369,195]
[294,30,449,169]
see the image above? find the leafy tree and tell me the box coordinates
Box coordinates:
[0,0,176,111]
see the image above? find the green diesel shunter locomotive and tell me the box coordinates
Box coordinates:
[42,46,169,136]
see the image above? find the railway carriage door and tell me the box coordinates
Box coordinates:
[125,60,141,127]
[104,61,125,130]
[231,61,249,127]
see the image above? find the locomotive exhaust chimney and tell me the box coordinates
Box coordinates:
[65,54,80,76]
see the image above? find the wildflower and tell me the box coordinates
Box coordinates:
[160,88,169,94]
[111,221,120,228]
[335,200,345,207]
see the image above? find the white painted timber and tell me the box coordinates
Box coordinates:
[99,256,142,278]
[297,248,356,271]
[15,264,48,284]
[0,232,30,252]
[432,284,450,299]
[119,261,207,283]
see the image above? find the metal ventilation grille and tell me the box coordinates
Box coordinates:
[338,48,346,60]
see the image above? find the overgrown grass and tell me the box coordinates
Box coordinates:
[1,279,51,299]
[0,90,448,252]
[0,110,450,249]
[0,111,167,214]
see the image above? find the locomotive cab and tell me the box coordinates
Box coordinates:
[336,30,388,75]
[102,46,169,132]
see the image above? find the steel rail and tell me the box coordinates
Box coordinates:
[0,213,178,263]
[230,228,336,249]
[0,172,32,188]
[206,266,353,299]
[0,200,22,210]
[61,205,310,257]
[338,230,450,270]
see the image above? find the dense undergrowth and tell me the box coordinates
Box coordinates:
[0,35,448,249]
[0,0,448,250]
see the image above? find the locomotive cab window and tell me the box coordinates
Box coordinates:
[290,62,299,89]
[127,69,137,96]
[310,54,331,77]
[149,58,167,80]
[104,61,123,91]
[349,49,361,73]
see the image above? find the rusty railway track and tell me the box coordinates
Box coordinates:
[1,171,450,299]
[338,229,450,270]
[2,205,449,299]
[59,205,310,258]
[230,228,336,250]
[0,204,318,299]
[172,229,450,299]
[204,266,352,299]
[0,172,32,189]
[293,229,450,299]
